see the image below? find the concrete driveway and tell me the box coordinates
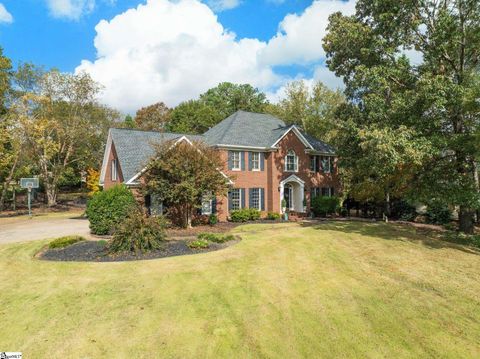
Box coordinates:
[0,212,92,244]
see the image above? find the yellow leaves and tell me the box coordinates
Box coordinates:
[86,168,100,197]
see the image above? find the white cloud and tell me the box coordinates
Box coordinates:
[260,0,356,66]
[0,3,13,24]
[206,0,241,12]
[76,0,356,112]
[76,0,280,113]
[46,0,95,20]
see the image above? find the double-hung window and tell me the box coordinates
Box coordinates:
[321,187,335,197]
[250,188,260,210]
[230,188,241,210]
[251,152,260,171]
[310,156,316,172]
[320,156,332,173]
[232,151,241,170]
[285,150,298,172]
[111,159,117,181]
[201,193,213,215]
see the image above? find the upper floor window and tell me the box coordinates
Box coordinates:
[320,156,332,173]
[310,156,316,172]
[111,159,117,181]
[285,150,298,172]
[232,151,241,170]
[251,152,260,171]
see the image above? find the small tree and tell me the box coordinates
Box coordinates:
[86,168,100,197]
[143,139,230,228]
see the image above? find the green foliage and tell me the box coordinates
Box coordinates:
[168,100,220,134]
[208,214,218,225]
[268,80,345,143]
[391,200,417,222]
[108,211,167,253]
[311,196,341,217]
[266,212,281,220]
[197,233,235,243]
[230,208,260,222]
[323,0,480,233]
[48,235,85,249]
[123,115,135,128]
[86,185,137,235]
[425,201,452,225]
[188,239,209,249]
[57,166,81,188]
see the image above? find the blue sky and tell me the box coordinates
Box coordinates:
[0,0,353,113]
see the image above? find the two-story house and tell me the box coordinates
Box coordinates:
[100,111,339,221]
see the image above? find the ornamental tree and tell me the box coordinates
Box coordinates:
[143,139,230,228]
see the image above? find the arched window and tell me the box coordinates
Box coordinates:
[285,150,298,172]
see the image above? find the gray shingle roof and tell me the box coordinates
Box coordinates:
[109,111,335,182]
[110,128,203,182]
[203,111,289,148]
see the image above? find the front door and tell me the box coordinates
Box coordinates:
[284,184,293,210]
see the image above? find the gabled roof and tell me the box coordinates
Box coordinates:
[102,128,203,184]
[203,111,288,148]
[203,110,335,153]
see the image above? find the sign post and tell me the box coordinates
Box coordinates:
[20,178,39,217]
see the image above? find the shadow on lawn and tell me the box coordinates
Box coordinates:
[301,220,480,256]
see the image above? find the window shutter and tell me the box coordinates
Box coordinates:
[261,188,265,211]
[260,152,265,171]
[228,151,233,170]
[228,190,233,211]
[249,188,253,208]
[241,188,246,208]
[212,197,217,214]
[248,152,252,171]
[330,187,335,197]
[241,152,246,171]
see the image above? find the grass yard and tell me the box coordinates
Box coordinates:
[0,221,479,358]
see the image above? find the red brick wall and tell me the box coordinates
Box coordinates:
[103,142,124,189]
[215,131,340,221]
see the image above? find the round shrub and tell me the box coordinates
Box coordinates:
[208,214,218,225]
[266,212,281,220]
[86,185,137,235]
[425,201,452,225]
[108,210,167,253]
[311,196,340,217]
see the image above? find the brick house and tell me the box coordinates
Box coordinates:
[100,111,340,221]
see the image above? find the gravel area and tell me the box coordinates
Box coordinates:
[38,237,240,262]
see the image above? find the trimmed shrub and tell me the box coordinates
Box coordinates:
[108,211,167,253]
[198,233,235,243]
[49,235,84,249]
[425,201,452,225]
[230,208,261,222]
[188,239,209,249]
[86,185,137,235]
[311,196,340,217]
[391,200,417,221]
[208,214,218,225]
[266,212,281,220]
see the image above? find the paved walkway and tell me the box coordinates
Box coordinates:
[0,214,92,244]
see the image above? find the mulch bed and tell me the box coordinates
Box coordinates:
[38,237,240,262]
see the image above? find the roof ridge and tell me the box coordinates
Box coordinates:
[110,127,202,137]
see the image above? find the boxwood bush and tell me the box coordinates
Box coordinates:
[266,212,281,220]
[108,210,167,253]
[48,235,85,249]
[311,196,340,217]
[86,185,137,235]
[230,208,260,222]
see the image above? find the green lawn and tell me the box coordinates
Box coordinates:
[0,222,479,358]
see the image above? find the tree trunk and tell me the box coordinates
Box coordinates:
[459,206,475,234]
[45,181,58,207]
[384,191,391,222]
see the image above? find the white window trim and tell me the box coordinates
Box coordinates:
[321,156,332,173]
[232,151,241,171]
[111,159,117,181]
[251,152,260,171]
[251,188,261,210]
[285,150,298,173]
[230,188,242,211]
